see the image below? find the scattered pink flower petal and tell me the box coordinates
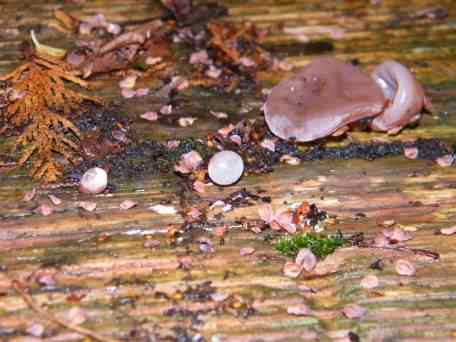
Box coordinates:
[140,111,159,121]
[382,219,396,227]
[24,188,37,201]
[199,237,215,253]
[360,275,379,289]
[230,134,242,145]
[258,203,274,223]
[78,201,97,212]
[382,227,412,242]
[193,180,206,193]
[149,204,177,215]
[206,65,222,79]
[120,200,137,210]
[65,307,87,325]
[295,248,317,272]
[217,124,235,138]
[441,225,456,235]
[214,225,228,238]
[178,117,197,127]
[135,88,150,97]
[403,147,418,159]
[395,259,416,276]
[106,23,121,35]
[121,88,136,99]
[190,50,210,65]
[48,194,62,205]
[160,105,173,115]
[280,154,300,165]
[240,247,255,257]
[26,323,45,337]
[211,292,229,302]
[210,110,228,119]
[35,204,54,216]
[118,75,137,89]
[273,208,296,233]
[436,154,454,167]
[343,304,365,319]
[167,140,180,149]
[176,78,190,91]
[283,262,303,278]
[287,303,312,316]
[144,239,160,248]
[79,22,93,35]
[260,139,276,152]
[373,234,390,247]
[146,56,163,65]
[187,207,202,220]
[174,150,203,174]
[240,56,256,67]
[34,269,56,286]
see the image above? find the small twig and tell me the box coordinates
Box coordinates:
[361,244,440,260]
[12,280,123,342]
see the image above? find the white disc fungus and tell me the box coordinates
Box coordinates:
[208,150,244,186]
[79,167,108,194]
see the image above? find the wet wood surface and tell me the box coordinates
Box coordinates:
[1,0,456,341]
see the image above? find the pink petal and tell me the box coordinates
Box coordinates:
[441,225,456,235]
[240,56,256,67]
[135,88,150,97]
[167,140,181,149]
[260,139,276,152]
[283,262,303,278]
[35,204,54,216]
[26,323,45,337]
[395,259,416,276]
[118,75,137,89]
[258,203,274,223]
[230,134,242,145]
[403,147,418,159]
[287,303,312,316]
[206,65,222,79]
[343,304,364,319]
[48,194,62,205]
[145,56,163,65]
[280,154,301,165]
[178,117,197,127]
[160,104,173,115]
[193,180,206,193]
[210,110,228,119]
[190,50,210,65]
[144,239,161,248]
[240,247,255,257]
[217,124,235,138]
[382,227,412,242]
[140,111,159,121]
[65,307,87,325]
[78,201,97,212]
[24,188,37,201]
[121,88,136,99]
[360,275,379,289]
[120,200,137,210]
[295,248,317,272]
[436,154,454,167]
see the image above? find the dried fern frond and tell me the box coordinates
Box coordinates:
[0,57,100,182]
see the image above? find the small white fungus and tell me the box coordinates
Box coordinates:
[208,150,244,186]
[79,167,108,194]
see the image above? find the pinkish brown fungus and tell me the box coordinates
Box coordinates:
[370,60,433,134]
[264,56,386,142]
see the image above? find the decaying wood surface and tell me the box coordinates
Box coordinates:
[1,0,456,341]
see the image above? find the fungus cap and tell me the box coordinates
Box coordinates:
[264,56,386,142]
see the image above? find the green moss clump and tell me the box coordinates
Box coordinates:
[275,233,346,259]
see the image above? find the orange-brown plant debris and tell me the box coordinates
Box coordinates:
[0,56,99,182]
